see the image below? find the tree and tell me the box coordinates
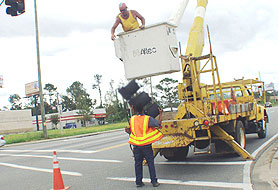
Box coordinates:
[104,80,126,123]
[44,83,58,114]
[8,94,22,110]
[50,114,60,129]
[77,95,93,127]
[92,74,103,108]
[155,78,180,111]
[44,83,57,105]
[61,95,75,111]
[24,95,37,116]
[62,81,95,111]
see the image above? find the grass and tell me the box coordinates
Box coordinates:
[4,122,128,145]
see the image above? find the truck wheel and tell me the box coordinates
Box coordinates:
[163,147,189,161]
[257,120,267,139]
[234,120,246,149]
[195,140,209,149]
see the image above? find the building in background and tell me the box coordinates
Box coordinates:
[32,108,106,130]
[0,109,33,133]
[0,108,106,134]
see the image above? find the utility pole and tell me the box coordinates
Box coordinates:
[56,92,63,134]
[33,95,39,131]
[34,0,47,138]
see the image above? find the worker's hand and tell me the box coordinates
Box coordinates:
[125,126,131,134]
[111,34,116,41]
[139,24,145,29]
[158,107,163,114]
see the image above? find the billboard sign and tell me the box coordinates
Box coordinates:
[0,75,3,88]
[25,81,39,97]
[265,82,274,91]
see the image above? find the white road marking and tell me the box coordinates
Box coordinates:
[58,135,125,149]
[243,133,278,190]
[0,153,123,163]
[59,156,122,163]
[107,177,252,189]
[62,138,80,142]
[0,149,97,154]
[243,161,253,190]
[156,161,247,165]
[0,162,82,176]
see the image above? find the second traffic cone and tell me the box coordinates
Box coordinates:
[53,151,70,190]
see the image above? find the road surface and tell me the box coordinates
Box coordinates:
[0,107,277,190]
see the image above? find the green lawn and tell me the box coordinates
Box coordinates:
[4,122,128,145]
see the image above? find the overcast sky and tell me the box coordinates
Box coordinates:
[1,0,277,109]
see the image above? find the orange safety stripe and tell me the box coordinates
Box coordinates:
[130,116,135,135]
[129,130,162,142]
[129,132,163,146]
[130,129,160,140]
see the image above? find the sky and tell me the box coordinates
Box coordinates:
[0,0,278,109]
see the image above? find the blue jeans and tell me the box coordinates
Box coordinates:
[133,144,157,185]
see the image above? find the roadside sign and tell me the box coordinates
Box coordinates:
[265,83,274,91]
[0,75,3,88]
[25,81,39,97]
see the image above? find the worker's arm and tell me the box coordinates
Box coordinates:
[132,10,145,29]
[111,17,121,40]
[148,109,163,128]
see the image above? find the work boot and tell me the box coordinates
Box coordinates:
[136,182,145,187]
[152,182,160,187]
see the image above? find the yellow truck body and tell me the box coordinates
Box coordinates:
[153,54,268,160]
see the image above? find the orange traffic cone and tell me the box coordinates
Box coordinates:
[53,151,70,190]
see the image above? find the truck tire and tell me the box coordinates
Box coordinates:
[234,120,246,149]
[163,147,189,161]
[257,120,267,139]
[195,140,209,149]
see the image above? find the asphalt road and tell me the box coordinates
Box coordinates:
[0,107,277,190]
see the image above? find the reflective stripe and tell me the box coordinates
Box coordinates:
[130,116,135,135]
[195,6,206,19]
[129,130,162,142]
[130,129,160,140]
[143,116,148,137]
[53,163,59,169]
[129,133,162,145]
[129,132,163,146]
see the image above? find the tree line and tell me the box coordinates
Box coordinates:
[5,74,181,124]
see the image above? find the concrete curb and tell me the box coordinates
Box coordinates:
[252,137,278,190]
[4,128,125,147]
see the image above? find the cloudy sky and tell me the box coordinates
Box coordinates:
[0,0,277,109]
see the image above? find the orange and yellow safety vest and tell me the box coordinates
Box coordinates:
[128,115,163,146]
[119,10,139,32]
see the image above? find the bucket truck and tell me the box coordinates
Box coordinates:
[114,0,268,161]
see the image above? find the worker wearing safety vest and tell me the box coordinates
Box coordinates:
[128,103,163,188]
[111,3,145,40]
